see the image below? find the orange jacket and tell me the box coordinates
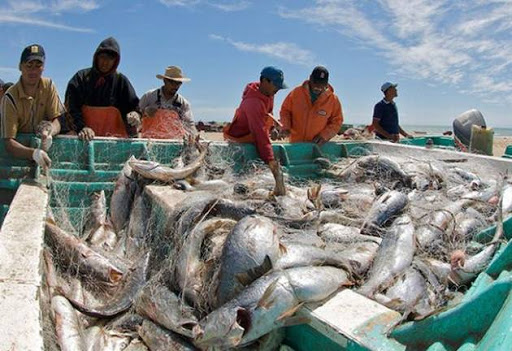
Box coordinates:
[280,80,343,142]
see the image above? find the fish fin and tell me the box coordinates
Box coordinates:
[279,243,288,255]
[236,256,273,287]
[282,316,310,327]
[257,279,279,309]
[277,302,304,321]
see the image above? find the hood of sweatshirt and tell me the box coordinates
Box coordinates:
[93,37,121,76]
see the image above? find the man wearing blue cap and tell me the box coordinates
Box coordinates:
[372,82,411,142]
[223,66,288,195]
[1,44,62,174]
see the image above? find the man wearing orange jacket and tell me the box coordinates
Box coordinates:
[279,66,343,146]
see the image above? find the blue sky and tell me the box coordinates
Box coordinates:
[1,0,512,128]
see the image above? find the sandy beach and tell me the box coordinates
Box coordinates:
[200,132,512,157]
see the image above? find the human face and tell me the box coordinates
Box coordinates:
[309,81,328,95]
[96,52,117,74]
[386,86,398,99]
[163,78,182,96]
[260,78,279,97]
[21,60,44,87]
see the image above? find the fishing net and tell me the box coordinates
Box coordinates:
[41,137,509,349]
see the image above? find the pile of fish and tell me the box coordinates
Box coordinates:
[43,138,510,350]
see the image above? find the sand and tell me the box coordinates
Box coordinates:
[199,132,512,157]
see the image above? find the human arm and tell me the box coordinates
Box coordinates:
[279,92,293,136]
[65,73,87,133]
[399,126,412,138]
[372,118,398,142]
[245,100,275,163]
[180,98,197,135]
[317,96,343,143]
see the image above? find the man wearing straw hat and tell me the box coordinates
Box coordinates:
[136,66,196,139]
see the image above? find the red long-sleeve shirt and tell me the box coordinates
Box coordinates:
[226,82,274,163]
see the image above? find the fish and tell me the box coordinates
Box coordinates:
[85,327,132,351]
[194,266,350,349]
[125,188,150,258]
[416,199,472,249]
[215,215,283,307]
[83,190,107,240]
[358,215,415,297]
[139,319,198,351]
[333,241,380,278]
[51,295,85,351]
[356,155,412,187]
[175,218,236,308]
[273,243,351,271]
[360,190,409,235]
[130,142,208,182]
[110,156,137,233]
[45,222,126,284]
[66,253,150,318]
[135,283,198,338]
[318,223,381,245]
[123,339,149,351]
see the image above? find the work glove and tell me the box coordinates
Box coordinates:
[127,111,142,126]
[35,121,53,151]
[32,149,51,174]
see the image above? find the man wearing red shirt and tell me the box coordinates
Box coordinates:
[223,66,288,195]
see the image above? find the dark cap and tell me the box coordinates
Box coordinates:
[260,66,288,90]
[310,66,329,84]
[20,44,45,64]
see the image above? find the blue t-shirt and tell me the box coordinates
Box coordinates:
[373,99,399,138]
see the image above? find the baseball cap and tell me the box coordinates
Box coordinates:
[381,82,397,92]
[310,66,329,84]
[260,66,287,90]
[20,44,45,64]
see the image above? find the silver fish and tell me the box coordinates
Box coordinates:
[135,284,198,338]
[45,222,125,284]
[195,266,350,349]
[360,190,409,235]
[273,243,351,271]
[110,156,137,233]
[358,215,415,297]
[318,223,381,245]
[215,215,283,307]
[130,142,208,182]
[52,295,85,351]
[139,319,198,351]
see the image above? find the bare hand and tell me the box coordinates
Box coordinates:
[78,127,95,141]
[391,134,400,143]
[268,160,286,196]
[144,106,158,118]
[312,135,327,147]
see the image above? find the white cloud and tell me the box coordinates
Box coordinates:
[210,34,315,66]
[279,0,512,102]
[0,14,94,32]
[0,0,97,31]
[160,0,249,11]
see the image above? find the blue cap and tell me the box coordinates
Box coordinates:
[260,66,287,90]
[381,82,397,92]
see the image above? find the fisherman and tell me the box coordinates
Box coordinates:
[371,82,411,142]
[136,66,197,139]
[64,37,140,140]
[223,66,287,196]
[0,44,62,173]
[279,66,343,146]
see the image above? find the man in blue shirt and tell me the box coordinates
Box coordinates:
[372,82,411,142]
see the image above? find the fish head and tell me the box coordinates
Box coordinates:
[194,306,250,348]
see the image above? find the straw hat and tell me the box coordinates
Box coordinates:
[156,66,190,82]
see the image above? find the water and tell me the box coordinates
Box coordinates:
[400,125,512,137]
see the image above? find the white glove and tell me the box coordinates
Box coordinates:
[41,134,53,151]
[127,111,142,127]
[32,149,52,173]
